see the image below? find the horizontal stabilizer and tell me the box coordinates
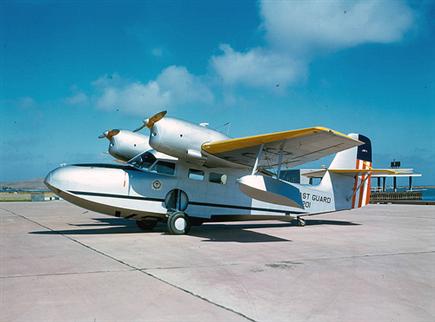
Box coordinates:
[304,169,399,178]
[330,169,398,176]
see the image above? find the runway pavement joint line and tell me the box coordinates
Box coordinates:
[140,268,258,322]
[136,262,240,271]
[1,207,258,322]
[0,268,135,279]
[285,250,435,264]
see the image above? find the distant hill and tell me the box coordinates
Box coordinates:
[0,178,48,191]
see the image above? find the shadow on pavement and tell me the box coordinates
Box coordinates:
[304,219,360,226]
[189,223,292,243]
[29,217,359,242]
[188,219,359,242]
[30,217,142,234]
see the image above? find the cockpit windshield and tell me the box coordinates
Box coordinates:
[129,151,176,176]
[130,152,156,169]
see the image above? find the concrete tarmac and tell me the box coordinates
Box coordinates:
[1,201,434,322]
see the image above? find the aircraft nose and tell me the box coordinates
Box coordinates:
[44,171,53,188]
[44,166,71,192]
[45,164,129,195]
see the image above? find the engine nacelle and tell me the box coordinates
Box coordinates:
[149,117,229,164]
[108,130,151,161]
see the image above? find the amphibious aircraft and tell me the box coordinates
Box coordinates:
[45,111,395,234]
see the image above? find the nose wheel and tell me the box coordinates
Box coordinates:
[167,211,191,235]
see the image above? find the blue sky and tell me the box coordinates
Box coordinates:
[1,0,434,185]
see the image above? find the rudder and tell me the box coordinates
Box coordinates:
[326,133,372,209]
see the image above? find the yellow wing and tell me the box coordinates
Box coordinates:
[202,127,362,169]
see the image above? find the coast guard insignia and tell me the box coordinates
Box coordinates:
[152,180,162,190]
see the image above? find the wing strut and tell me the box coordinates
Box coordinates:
[276,148,284,179]
[347,174,371,201]
[251,144,264,175]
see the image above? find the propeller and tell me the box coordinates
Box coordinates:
[98,129,120,140]
[133,110,167,132]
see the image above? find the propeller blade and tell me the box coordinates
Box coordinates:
[133,110,167,132]
[133,123,146,132]
[106,129,120,139]
[146,110,167,128]
[98,129,120,140]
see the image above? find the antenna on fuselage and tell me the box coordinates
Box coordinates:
[215,122,231,135]
[224,122,231,136]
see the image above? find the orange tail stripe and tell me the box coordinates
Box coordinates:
[351,159,360,208]
[366,162,372,205]
[358,161,367,208]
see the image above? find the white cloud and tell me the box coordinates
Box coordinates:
[93,66,213,115]
[211,44,306,89]
[260,0,413,54]
[96,81,170,114]
[157,65,214,104]
[65,92,89,105]
[211,0,413,90]
[87,1,414,107]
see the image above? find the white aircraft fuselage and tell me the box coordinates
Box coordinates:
[45,159,342,223]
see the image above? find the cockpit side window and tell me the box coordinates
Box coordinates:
[130,152,156,169]
[153,161,176,176]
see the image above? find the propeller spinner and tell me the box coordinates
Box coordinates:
[133,110,167,132]
[98,129,120,140]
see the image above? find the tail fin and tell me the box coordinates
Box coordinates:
[322,133,372,210]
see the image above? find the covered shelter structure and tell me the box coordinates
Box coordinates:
[372,169,422,192]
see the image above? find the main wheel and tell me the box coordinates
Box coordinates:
[297,217,306,227]
[167,211,191,235]
[136,219,157,231]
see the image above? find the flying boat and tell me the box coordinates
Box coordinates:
[45,111,396,234]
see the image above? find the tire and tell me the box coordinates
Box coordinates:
[136,219,157,231]
[297,218,306,227]
[167,211,191,235]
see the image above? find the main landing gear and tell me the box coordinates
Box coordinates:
[167,211,191,235]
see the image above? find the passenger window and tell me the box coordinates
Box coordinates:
[188,169,204,181]
[153,161,175,175]
[209,172,227,184]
